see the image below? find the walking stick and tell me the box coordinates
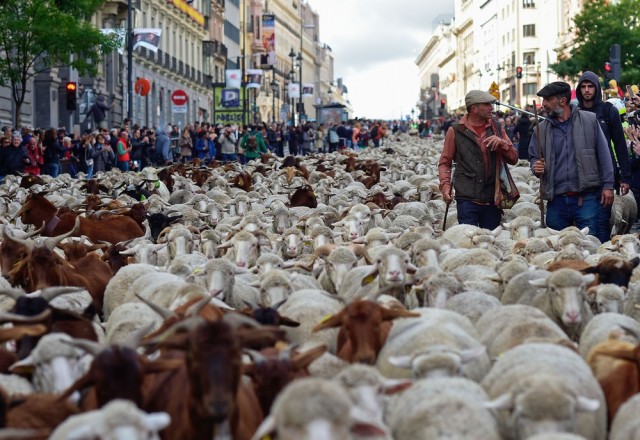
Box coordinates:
[442,164,455,231]
[532,101,546,227]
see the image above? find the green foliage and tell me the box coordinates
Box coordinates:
[551,0,640,85]
[0,0,120,123]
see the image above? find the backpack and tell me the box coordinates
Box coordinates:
[246,135,257,152]
[594,101,614,142]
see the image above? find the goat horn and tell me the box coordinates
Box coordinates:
[242,299,259,310]
[244,348,267,365]
[61,338,104,357]
[125,321,156,348]
[223,312,261,329]
[279,342,299,362]
[272,298,288,310]
[43,216,81,250]
[21,221,46,239]
[0,429,49,439]
[0,288,26,301]
[187,294,213,317]
[135,293,177,321]
[2,230,35,252]
[0,308,51,325]
[39,286,86,302]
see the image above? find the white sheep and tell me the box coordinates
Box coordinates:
[386,377,501,440]
[102,263,158,321]
[578,312,640,360]
[609,393,640,440]
[197,258,260,309]
[586,283,626,315]
[444,291,502,325]
[483,343,605,440]
[49,399,170,440]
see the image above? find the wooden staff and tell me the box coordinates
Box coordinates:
[532,101,546,227]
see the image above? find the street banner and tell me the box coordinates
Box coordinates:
[246,69,263,89]
[261,14,276,67]
[221,89,240,108]
[302,83,314,97]
[214,87,247,125]
[226,69,242,89]
[288,83,300,99]
[133,28,162,52]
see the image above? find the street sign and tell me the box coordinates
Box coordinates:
[171,89,188,106]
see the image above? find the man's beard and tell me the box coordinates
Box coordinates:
[548,106,565,119]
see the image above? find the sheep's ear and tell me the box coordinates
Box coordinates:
[9,354,36,374]
[387,355,413,369]
[380,308,420,322]
[381,378,413,394]
[460,346,486,363]
[484,392,514,411]
[631,256,640,269]
[529,278,548,288]
[502,222,512,229]
[580,226,590,235]
[576,396,600,412]
[312,311,344,332]
[252,415,277,440]
[361,267,379,286]
[585,286,598,304]
[534,221,541,227]
[582,273,596,284]
[491,226,502,237]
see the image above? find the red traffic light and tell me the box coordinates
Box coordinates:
[516,67,523,74]
[604,62,612,72]
[440,99,446,105]
[66,82,77,92]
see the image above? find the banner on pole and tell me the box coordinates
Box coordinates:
[246,69,263,89]
[226,69,242,89]
[302,84,314,97]
[261,14,276,67]
[288,83,300,99]
[133,28,162,52]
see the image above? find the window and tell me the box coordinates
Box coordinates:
[523,52,535,65]
[523,82,537,96]
[523,0,535,7]
[523,24,535,37]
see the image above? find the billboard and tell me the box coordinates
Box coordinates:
[213,87,247,125]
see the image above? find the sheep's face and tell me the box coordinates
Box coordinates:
[260,278,292,306]
[548,284,587,327]
[283,233,303,258]
[376,250,415,287]
[327,260,357,293]
[234,236,259,268]
[205,264,236,299]
[413,248,439,268]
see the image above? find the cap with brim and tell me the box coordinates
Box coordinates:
[537,81,571,97]
[465,90,497,108]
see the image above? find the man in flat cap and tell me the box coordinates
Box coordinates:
[529,81,615,236]
[438,90,519,229]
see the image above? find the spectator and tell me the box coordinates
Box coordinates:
[0,133,29,177]
[42,128,65,177]
[84,95,114,129]
[91,132,115,173]
[155,126,172,165]
[25,137,44,175]
[116,130,132,172]
[80,134,95,178]
[179,126,193,163]
[218,126,237,162]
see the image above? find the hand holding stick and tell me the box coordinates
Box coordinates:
[533,102,546,227]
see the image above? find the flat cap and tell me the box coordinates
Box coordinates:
[537,81,571,97]
[465,90,497,107]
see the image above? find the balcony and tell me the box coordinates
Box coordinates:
[164,53,170,69]
[179,61,184,75]
[204,75,213,88]
[171,57,177,72]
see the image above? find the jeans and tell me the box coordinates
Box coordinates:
[86,165,94,178]
[221,153,237,162]
[595,197,613,243]
[117,161,129,172]
[456,199,502,230]
[43,163,60,177]
[546,192,598,238]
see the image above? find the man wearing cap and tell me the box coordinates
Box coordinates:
[85,95,114,129]
[576,71,630,243]
[438,90,519,229]
[529,81,615,236]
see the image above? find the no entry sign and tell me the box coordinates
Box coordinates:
[171,89,188,113]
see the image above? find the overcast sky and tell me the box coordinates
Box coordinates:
[307,0,455,120]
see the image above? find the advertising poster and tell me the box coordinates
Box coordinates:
[261,14,276,67]
[214,87,247,125]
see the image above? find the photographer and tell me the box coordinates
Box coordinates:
[219,125,238,162]
[624,94,640,225]
[92,132,115,173]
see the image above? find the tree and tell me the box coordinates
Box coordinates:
[0,0,120,126]
[550,0,640,85]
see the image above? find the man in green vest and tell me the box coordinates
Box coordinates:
[438,90,519,229]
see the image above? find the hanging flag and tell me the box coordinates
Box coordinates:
[133,28,162,53]
[246,69,263,89]
[288,83,300,99]
[302,84,314,97]
[221,89,241,108]
[100,28,126,55]
[261,14,276,67]
[226,69,242,89]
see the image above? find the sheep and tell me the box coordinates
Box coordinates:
[606,234,640,259]
[280,227,309,260]
[0,373,34,397]
[9,333,90,397]
[452,264,501,297]
[102,264,158,321]
[503,216,541,240]
[501,268,549,303]
[418,272,463,308]
[482,343,606,440]
[517,269,596,340]
[410,238,441,269]
[333,214,365,243]
[609,394,640,440]
[439,248,500,272]
[315,246,360,295]
[104,302,163,346]
[376,308,489,381]
[578,313,640,360]
[623,281,640,320]
[254,269,293,306]
[49,399,170,440]
[475,305,572,359]
[217,230,266,268]
[197,258,260,309]
[610,193,638,236]
[251,377,388,440]
[385,377,501,440]
[586,284,626,315]
[444,291,502,325]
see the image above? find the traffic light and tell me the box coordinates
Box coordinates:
[65,82,77,111]
[440,99,446,110]
[604,62,613,81]
[516,66,523,79]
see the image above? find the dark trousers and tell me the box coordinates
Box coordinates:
[456,199,502,230]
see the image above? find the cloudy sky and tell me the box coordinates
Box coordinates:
[307,0,455,120]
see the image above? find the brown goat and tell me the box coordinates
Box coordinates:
[313,300,419,364]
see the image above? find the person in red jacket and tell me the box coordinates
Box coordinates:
[116,130,132,172]
[25,137,43,175]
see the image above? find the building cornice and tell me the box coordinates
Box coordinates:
[415,35,440,66]
[438,50,456,68]
[452,18,472,36]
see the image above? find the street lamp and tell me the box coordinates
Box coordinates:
[411,108,415,121]
[288,48,296,126]
[297,51,303,125]
[270,77,278,124]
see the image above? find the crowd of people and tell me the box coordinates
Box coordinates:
[0,118,414,180]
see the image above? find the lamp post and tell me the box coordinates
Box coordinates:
[411,108,415,122]
[297,51,303,125]
[127,0,133,119]
[288,48,296,126]
[270,77,278,124]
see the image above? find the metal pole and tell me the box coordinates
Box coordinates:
[127,0,133,119]
[241,0,246,127]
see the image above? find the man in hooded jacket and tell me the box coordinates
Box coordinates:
[576,71,631,243]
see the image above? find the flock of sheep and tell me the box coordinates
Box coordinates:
[0,131,640,439]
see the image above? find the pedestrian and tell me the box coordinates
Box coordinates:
[239,125,268,162]
[41,128,65,177]
[85,95,114,129]
[218,126,237,162]
[328,123,339,153]
[80,134,95,178]
[179,126,193,163]
[116,130,132,172]
[92,133,115,173]
[155,126,172,165]
[0,133,29,177]
[25,137,43,175]
[529,81,615,236]
[438,90,519,229]
[576,71,631,243]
